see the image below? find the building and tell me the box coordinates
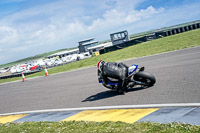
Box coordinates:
[78,38,98,53]
[110,30,129,46]
[46,48,79,59]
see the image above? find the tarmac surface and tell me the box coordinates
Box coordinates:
[0,46,200,115]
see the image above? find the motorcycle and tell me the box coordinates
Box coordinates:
[98,64,156,92]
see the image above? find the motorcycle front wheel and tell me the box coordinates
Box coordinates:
[134,71,156,87]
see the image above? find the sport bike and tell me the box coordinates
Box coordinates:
[98,64,156,92]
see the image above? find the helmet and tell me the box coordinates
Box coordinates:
[97,60,105,71]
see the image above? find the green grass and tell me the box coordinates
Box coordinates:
[1,29,200,132]
[0,29,200,84]
[0,121,200,133]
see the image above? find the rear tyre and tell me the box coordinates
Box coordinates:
[134,71,156,87]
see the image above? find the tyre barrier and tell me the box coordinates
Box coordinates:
[100,22,200,54]
[0,70,42,80]
[0,59,86,80]
[2,22,200,77]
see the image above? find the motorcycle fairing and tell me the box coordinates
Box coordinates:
[107,80,118,85]
[98,77,119,85]
[128,64,138,75]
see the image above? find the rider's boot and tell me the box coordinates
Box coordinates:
[117,88,125,94]
[116,79,125,94]
[128,82,135,88]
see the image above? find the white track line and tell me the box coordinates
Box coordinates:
[1,103,200,116]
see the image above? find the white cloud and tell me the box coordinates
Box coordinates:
[88,5,164,32]
[0,0,200,65]
[0,26,18,44]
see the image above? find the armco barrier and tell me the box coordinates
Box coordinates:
[189,25,193,30]
[172,29,176,35]
[146,34,156,41]
[165,31,169,36]
[155,31,166,38]
[180,27,185,32]
[184,26,189,31]
[192,24,197,29]
[197,23,200,28]
[2,23,200,75]
[100,22,200,55]
[176,28,180,33]
[135,36,147,43]
[0,60,77,80]
[0,70,41,80]
[100,36,148,54]
[167,30,172,36]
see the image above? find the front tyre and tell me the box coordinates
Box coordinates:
[134,71,156,87]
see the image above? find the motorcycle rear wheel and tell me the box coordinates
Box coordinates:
[134,71,156,87]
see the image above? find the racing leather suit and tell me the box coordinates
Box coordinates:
[99,62,128,93]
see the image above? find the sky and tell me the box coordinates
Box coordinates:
[0,0,200,65]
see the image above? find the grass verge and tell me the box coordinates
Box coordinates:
[0,121,200,133]
[0,29,200,84]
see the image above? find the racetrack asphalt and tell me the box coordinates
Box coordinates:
[0,46,200,114]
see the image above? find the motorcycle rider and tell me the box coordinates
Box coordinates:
[97,60,128,94]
